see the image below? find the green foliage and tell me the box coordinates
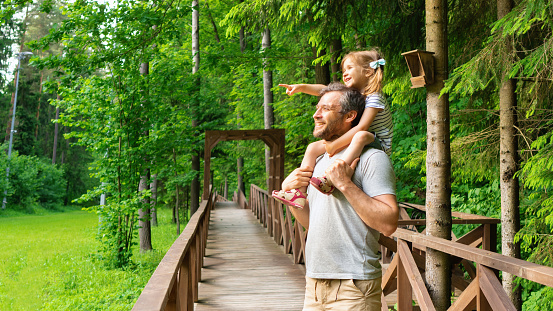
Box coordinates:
[451,181,501,238]
[519,281,553,311]
[0,145,66,210]
[387,97,426,204]
[0,13,22,88]
[517,131,553,268]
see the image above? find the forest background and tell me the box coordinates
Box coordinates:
[0,0,552,309]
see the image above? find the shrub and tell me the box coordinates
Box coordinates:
[0,146,66,210]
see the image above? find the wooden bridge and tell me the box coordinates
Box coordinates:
[131,123,553,311]
[132,185,553,311]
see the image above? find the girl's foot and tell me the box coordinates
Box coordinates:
[271,189,307,209]
[309,176,335,194]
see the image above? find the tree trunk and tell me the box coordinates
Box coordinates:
[176,184,181,234]
[239,29,246,53]
[150,173,158,227]
[35,72,43,139]
[138,61,152,252]
[172,148,178,224]
[237,157,244,194]
[498,0,521,308]
[263,27,274,189]
[312,46,330,85]
[239,0,246,53]
[185,185,189,223]
[224,177,228,199]
[191,126,200,215]
[425,0,452,309]
[61,126,68,165]
[192,0,199,74]
[205,1,220,44]
[330,38,342,82]
[52,103,60,165]
[190,0,201,215]
[138,168,152,252]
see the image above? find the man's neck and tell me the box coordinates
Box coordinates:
[325,127,351,143]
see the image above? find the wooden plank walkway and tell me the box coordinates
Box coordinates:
[195,201,306,311]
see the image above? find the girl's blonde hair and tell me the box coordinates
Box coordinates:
[341,50,384,96]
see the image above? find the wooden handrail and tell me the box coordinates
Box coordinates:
[132,189,216,311]
[393,227,553,288]
[399,202,500,223]
[380,228,553,310]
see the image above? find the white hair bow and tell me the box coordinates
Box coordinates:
[370,59,386,69]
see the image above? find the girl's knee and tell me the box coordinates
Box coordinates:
[306,141,325,154]
[352,131,374,145]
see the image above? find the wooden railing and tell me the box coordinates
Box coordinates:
[132,189,216,311]
[248,184,553,310]
[382,228,553,310]
[250,184,307,264]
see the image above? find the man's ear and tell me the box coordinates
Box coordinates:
[344,111,357,124]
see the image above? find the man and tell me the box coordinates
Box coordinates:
[281,83,399,310]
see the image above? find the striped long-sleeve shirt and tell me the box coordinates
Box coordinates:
[366,93,393,156]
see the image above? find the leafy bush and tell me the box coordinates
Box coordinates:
[0,145,66,210]
[37,160,67,208]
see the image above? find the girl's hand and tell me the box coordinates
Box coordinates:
[278,83,302,96]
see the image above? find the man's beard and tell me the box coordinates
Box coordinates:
[313,117,343,141]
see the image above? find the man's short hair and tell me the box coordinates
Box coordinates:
[319,82,365,127]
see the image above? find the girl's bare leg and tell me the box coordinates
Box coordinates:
[272,140,326,208]
[298,140,326,194]
[310,132,375,194]
[339,131,375,165]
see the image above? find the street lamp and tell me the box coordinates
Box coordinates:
[2,51,33,209]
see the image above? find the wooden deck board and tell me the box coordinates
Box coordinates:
[195,202,306,311]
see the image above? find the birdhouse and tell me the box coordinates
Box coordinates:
[401,50,435,88]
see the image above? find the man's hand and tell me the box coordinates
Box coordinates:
[281,166,313,229]
[282,166,313,191]
[325,158,359,192]
[326,158,399,236]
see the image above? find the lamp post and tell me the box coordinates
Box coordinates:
[2,51,33,209]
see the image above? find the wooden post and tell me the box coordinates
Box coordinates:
[397,239,413,311]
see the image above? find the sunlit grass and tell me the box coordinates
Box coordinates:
[0,206,184,310]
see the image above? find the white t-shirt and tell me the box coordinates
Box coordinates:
[305,147,396,280]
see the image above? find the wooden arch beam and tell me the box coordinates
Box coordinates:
[203,129,285,200]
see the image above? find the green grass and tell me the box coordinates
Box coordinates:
[0,206,184,310]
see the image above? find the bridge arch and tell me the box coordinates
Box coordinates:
[202,129,285,200]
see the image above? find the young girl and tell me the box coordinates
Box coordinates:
[272,50,393,209]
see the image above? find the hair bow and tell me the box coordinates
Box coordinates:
[370,59,386,69]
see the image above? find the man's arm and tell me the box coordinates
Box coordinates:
[281,166,313,229]
[325,159,399,236]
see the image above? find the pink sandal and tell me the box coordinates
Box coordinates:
[271,189,307,209]
[309,176,335,194]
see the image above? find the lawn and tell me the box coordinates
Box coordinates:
[0,207,182,310]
